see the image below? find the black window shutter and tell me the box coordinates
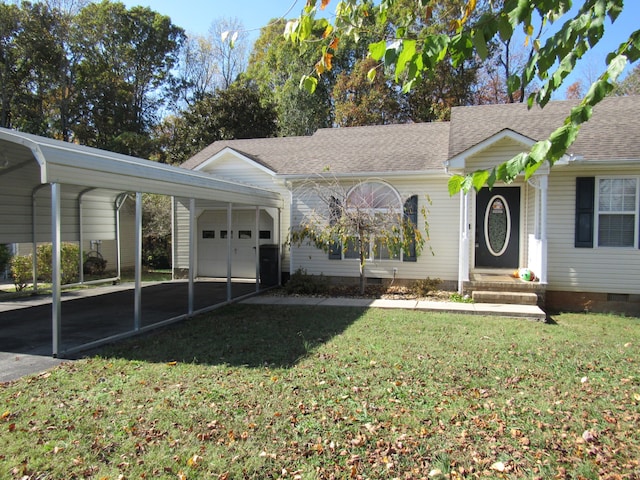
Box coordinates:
[328,196,342,260]
[403,195,418,262]
[575,177,595,248]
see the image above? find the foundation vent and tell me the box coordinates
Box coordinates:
[607,293,629,302]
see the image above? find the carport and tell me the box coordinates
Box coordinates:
[0,128,283,357]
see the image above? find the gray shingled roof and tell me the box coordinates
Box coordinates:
[181,95,640,174]
[181,122,451,174]
[449,95,640,161]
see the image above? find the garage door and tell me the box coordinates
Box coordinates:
[197,210,274,278]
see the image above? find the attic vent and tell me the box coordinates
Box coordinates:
[607,293,629,302]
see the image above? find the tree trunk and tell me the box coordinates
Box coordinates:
[358,232,366,295]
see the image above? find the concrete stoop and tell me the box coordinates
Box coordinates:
[472,290,539,305]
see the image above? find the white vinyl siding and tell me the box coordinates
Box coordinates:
[464,137,529,172]
[547,169,640,294]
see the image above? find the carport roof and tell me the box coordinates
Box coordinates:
[0,128,282,208]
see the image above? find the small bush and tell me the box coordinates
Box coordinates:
[412,277,442,297]
[36,243,80,285]
[449,292,474,303]
[10,254,32,291]
[143,235,171,270]
[285,268,328,295]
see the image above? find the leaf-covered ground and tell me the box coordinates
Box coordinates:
[1,306,639,479]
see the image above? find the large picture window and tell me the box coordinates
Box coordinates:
[341,181,402,261]
[596,178,638,247]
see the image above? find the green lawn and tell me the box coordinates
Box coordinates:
[1,306,639,479]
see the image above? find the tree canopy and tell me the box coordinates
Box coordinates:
[286,0,640,193]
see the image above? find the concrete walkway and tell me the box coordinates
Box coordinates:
[241,295,547,321]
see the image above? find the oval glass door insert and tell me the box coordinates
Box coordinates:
[483,195,511,256]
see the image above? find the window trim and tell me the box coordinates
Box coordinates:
[594,176,639,248]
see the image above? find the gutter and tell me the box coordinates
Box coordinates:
[278,168,448,181]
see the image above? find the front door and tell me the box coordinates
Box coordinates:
[475,186,520,268]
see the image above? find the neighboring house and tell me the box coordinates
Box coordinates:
[175,95,640,313]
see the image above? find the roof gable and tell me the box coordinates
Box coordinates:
[194,146,277,176]
[449,96,640,162]
[447,129,535,170]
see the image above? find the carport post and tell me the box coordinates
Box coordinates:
[51,183,61,357]
[226,203,232,301]
[277,208,282,286]
[134,192,142,330]
[255,206,260,292]
[188,198,196,315]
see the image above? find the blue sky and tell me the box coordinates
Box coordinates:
[122,0,638,98]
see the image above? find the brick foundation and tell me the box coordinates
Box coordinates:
[546,290,640,316]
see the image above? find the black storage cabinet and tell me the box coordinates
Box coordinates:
[259,244,279,286]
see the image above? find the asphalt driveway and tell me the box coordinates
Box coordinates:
[0,280,258,381]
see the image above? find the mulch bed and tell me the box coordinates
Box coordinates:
[269,284,453,302]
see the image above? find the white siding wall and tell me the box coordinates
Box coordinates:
[174,199,191,271]
[289,176,460,282]
[0,162,41,243]
[547,167,640,294]
[464,137,530,171]
[118,198,136,269]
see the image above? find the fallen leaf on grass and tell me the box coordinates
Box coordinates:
[490,461,506,472]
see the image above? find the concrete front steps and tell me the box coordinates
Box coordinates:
[472,290,538,305]
[465,272,547,321]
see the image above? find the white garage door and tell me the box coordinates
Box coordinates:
[197,210,274,278]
